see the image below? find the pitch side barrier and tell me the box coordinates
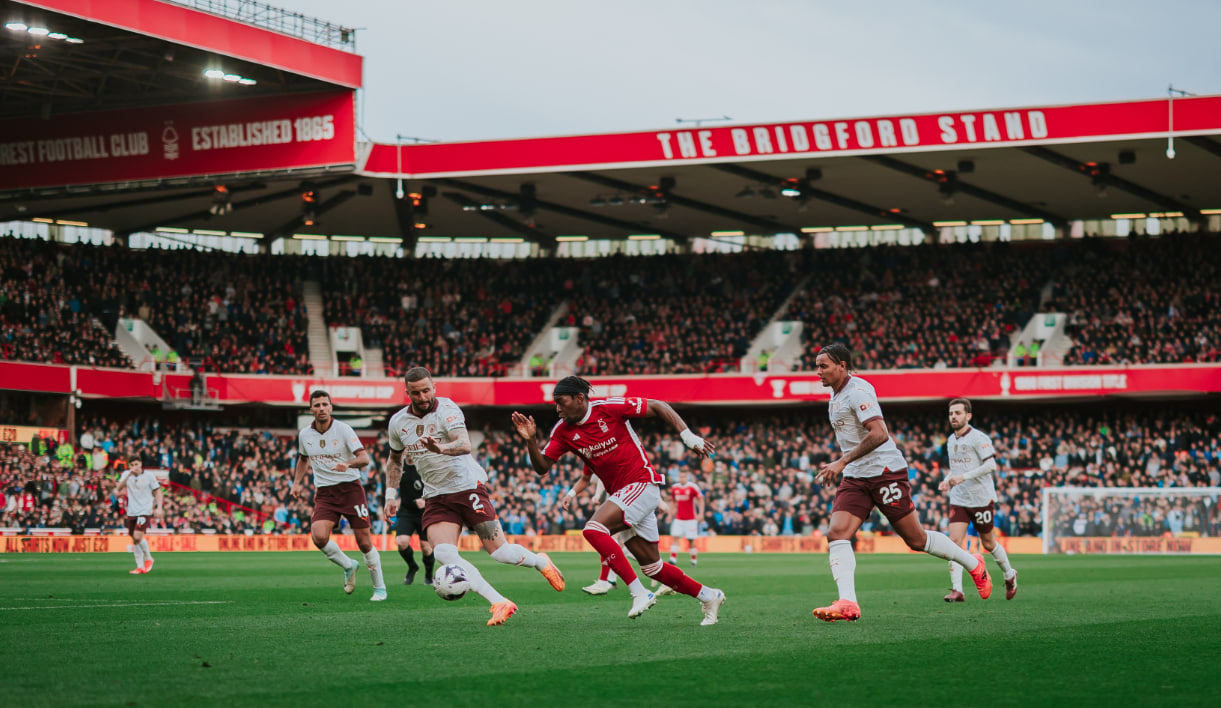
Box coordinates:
[2,533,1045,555]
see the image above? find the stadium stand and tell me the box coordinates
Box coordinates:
[2,233,1219,375]
[4,406,1217,538]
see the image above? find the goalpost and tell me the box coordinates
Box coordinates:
[1041,487,1221,554]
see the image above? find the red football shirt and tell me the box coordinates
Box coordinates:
[669,483,703,520]
[543,397,662,495]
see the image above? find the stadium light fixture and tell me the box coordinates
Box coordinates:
[291,233,327,240]
[193,229,226,236]
[155,226,190,233]
[1010,218,1045,225]
[204,69,224,79]
[230,231,264,239]
[238,78,257,86]
[628,234,661,240]
[222,74,242,82]
[837,226,868,232]
[491,237,525,243]
[55,219,88,227]
[779,182,803,198]
[47,32,66,40]
[418,236,450,243]
[5,22,28,31]
[556,235,588,242]
[64,37,83,44]
[800,226,833,233]
[331,235,365,242]
[932,220,967,227]
[971,220,1005,226]
[870,224,904,231]
[368,237,402,244]
[710,230,745,237]
[1199,208,1221,215]
[26,26,48,36]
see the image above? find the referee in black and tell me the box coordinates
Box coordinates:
[393,462,434,585]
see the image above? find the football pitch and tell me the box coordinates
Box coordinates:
[2,551,1218,707]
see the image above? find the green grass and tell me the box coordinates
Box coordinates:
[1,551,1219,707]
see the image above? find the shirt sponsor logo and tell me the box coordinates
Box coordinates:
[579,437,619,458]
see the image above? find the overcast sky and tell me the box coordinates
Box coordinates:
[273,0,1221,144]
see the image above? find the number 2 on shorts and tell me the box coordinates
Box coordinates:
[468,493,484,512]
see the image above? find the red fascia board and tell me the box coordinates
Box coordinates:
[13,0,362,88]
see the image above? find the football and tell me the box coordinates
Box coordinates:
[433,563,470,601]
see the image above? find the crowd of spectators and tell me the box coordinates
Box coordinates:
[787,241,1054,371]
[322,256,563,377]
[0,236,311,374]
[0,237,133,368]
[565,251,808,375]
[1052,234,1221,365]
[2,231,1220,377]
[4,405,1218,543]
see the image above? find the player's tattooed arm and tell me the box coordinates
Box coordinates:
[473,519,503,541]
[385,450,404,489]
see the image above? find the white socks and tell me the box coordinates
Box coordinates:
[828,539,858,603]
[321,540,356,569]
[132,544,145,568]
[949,560,964,592]
[139,538,151,559]
[489,543,547,570]
[990,544,1015,576]
[433,543,507,605]
[363,548,385,590]
[696,586,718,602]
[923,530,979,570]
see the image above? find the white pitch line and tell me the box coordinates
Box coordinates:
[0,601,233,611]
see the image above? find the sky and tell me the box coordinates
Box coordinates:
[271,0,1221,144]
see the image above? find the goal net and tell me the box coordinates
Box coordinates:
[1041,486,1221,554]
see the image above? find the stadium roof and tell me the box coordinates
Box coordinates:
[0,0,361,122]
[1,3,1218,248]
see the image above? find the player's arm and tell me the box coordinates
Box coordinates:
[383,449,405,516]
[645,399,715,458]
[290,455,310,499]
[421,428,471,456]
[560,471,593,510]
[696,490,705,519]
[510,411,559,476]
[112,472,129,498]
[942,457,997,490]
[153,486,165,519]
[817,417,891,484]
[335,447,371,472]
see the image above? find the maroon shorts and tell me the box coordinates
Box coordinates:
[312,481,372,529]
[832,469,916,524]
[422,484,498,533]
[124,515,151,534]
[949,502,996,534]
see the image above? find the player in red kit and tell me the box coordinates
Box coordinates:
[512,376,726,625]
[666,469,704,567]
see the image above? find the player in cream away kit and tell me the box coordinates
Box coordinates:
[292,390,386,601]
[384,367,564,627]
[811,344,993,622]
[114,455,163,574]
[939,398,1018,602]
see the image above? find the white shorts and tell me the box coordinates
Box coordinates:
[670,518,700,540]
[606,482,660,543]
